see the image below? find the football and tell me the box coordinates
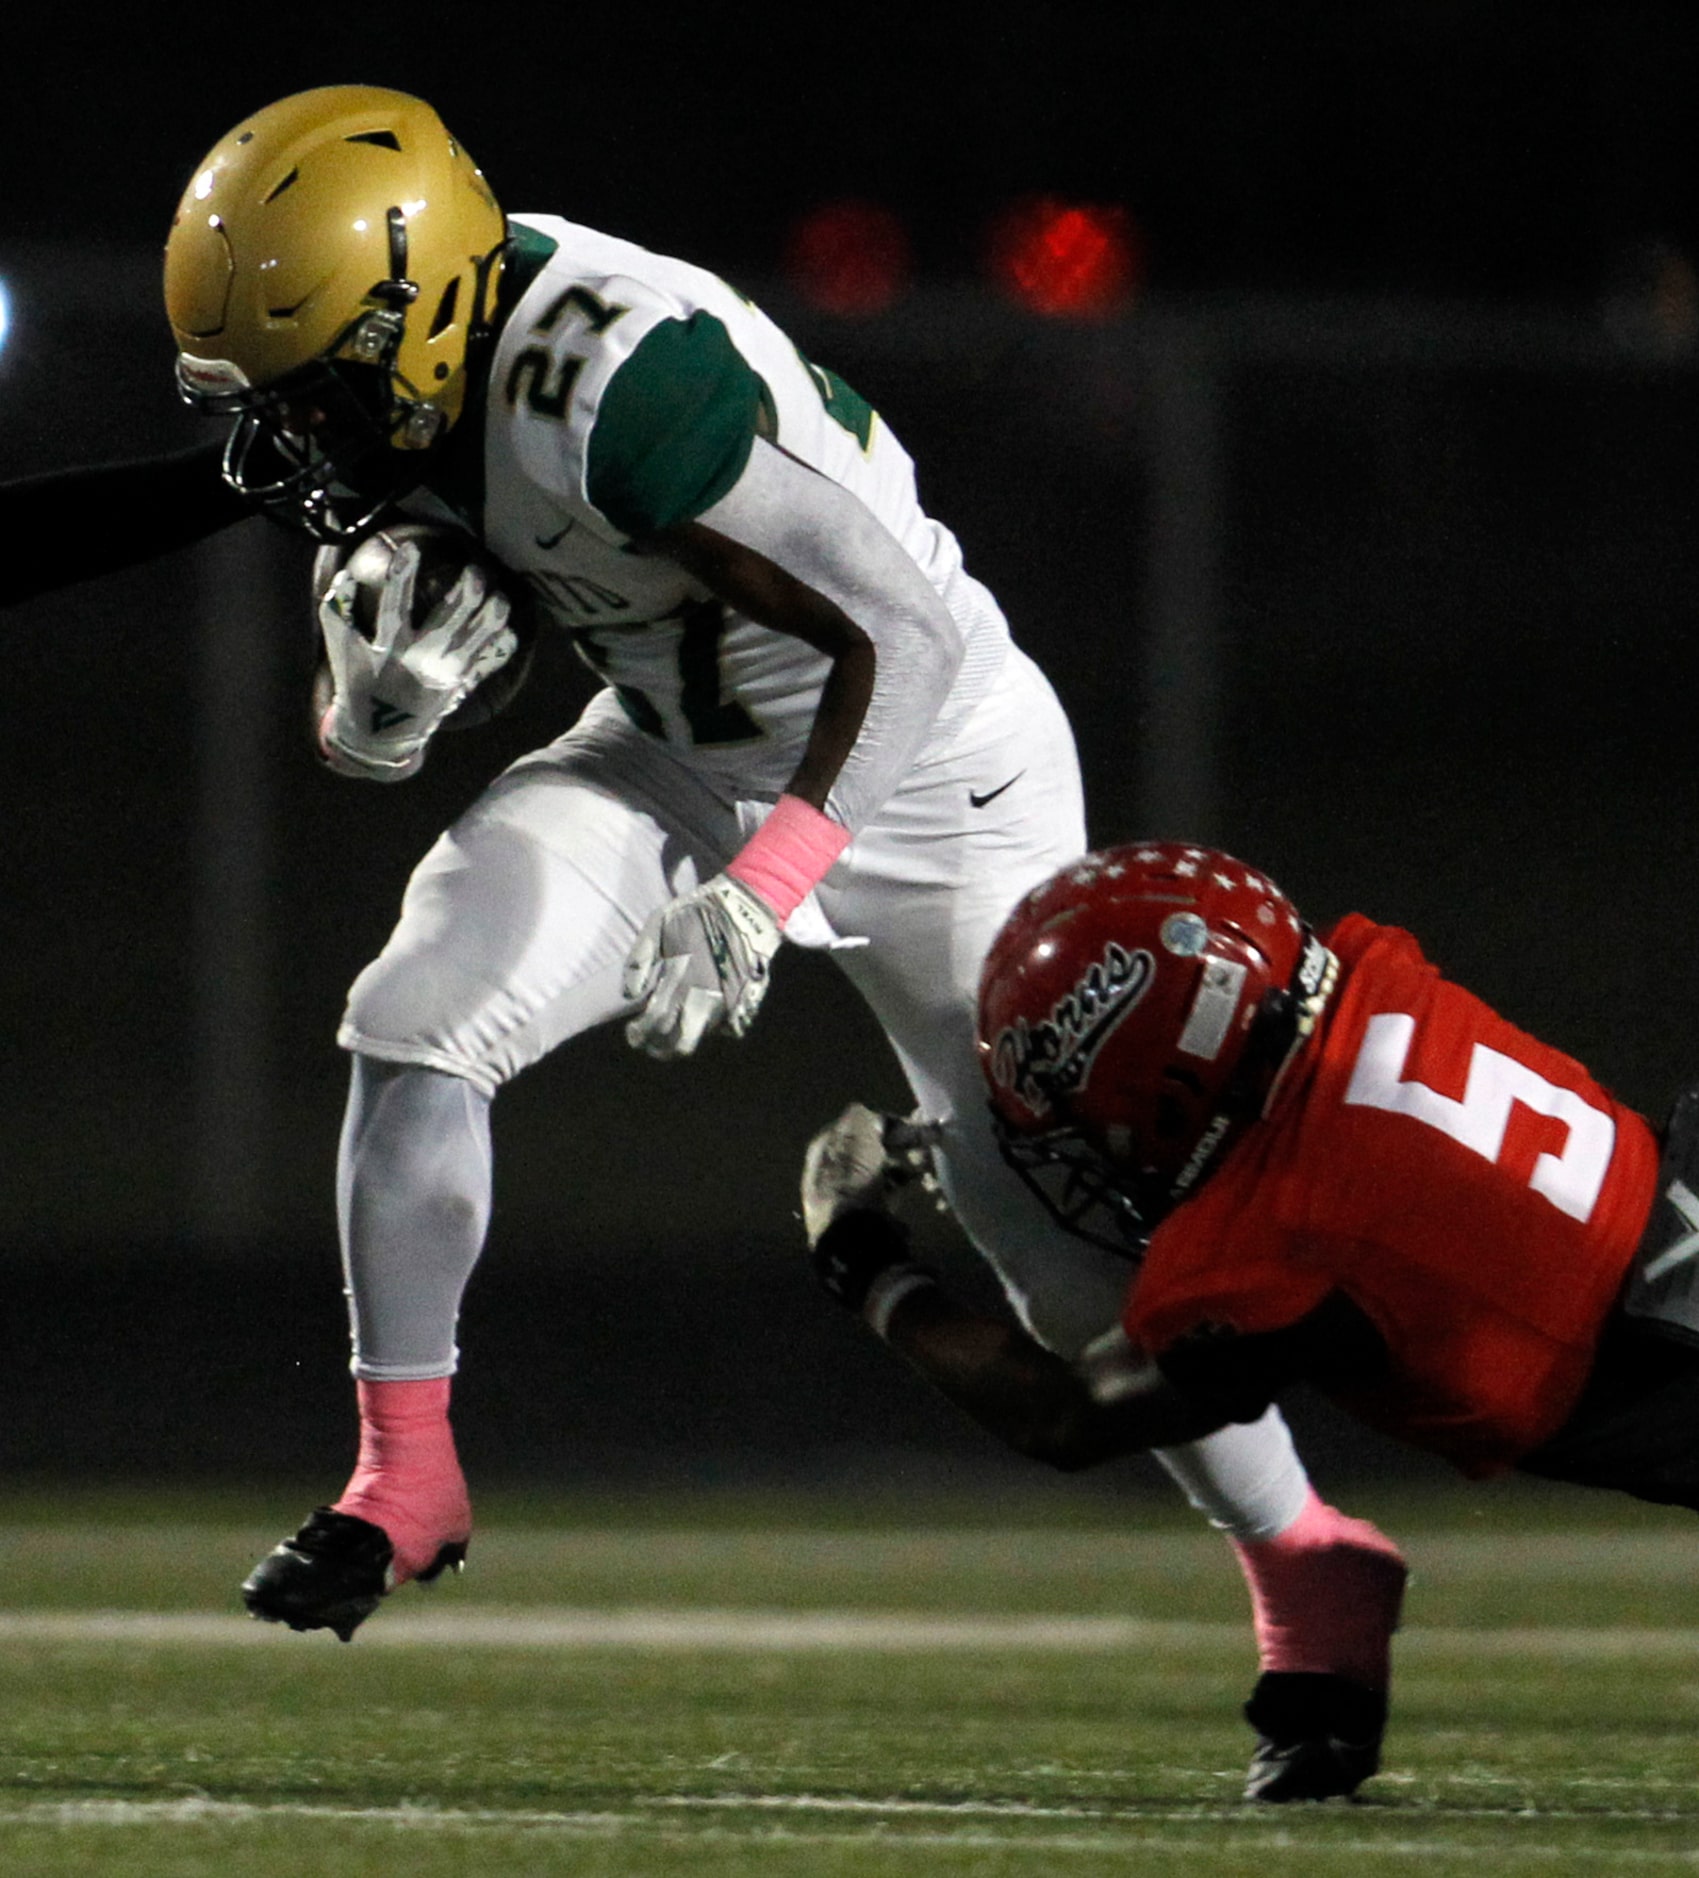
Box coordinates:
[322,520,537,730]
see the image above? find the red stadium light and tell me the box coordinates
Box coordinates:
[988,196,1143,317]
[785,199,911,316]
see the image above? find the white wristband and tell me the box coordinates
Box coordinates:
[862,1264,939,1342]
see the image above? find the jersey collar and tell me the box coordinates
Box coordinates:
[423,220,560,534]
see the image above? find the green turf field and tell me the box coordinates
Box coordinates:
[2,1480,1698,1875]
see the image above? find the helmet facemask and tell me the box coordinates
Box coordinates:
[992,1113,1155,1258]
[182,295,456,540]
[990,1015,1276,1258]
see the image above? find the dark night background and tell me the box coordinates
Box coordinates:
[2,3,1697,1504]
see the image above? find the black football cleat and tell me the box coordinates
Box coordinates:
[241,1506,467,1643]
[1242,1670,1387,1803]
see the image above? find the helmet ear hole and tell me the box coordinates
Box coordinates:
[1153,1087,1193,1142]
[429,277,460,339]
[1155,1065,1209,1145]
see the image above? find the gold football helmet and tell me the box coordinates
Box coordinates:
[165,86,507,539]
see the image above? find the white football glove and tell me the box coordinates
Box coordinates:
[800,1102,942,1249]
[317,540,516,782]
[621,873,783,1059]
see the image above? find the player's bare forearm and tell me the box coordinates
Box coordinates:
[879,1283,1230,1468]
[799,1120,1233,1466]
[652,519,873,808]
[786,639,876,807]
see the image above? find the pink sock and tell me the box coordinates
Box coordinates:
[1231,1490,1407,1690]
[332,1377,472,1584]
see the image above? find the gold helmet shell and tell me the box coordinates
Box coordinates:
[165,86,506,535]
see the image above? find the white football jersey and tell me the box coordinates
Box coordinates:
[409,214,1008,797]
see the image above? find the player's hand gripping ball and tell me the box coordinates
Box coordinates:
[312,522,537,781]
[336,529,533,732]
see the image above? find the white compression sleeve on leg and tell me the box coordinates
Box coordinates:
[1151,1410,1313,1542]
[338,1057,494,1381]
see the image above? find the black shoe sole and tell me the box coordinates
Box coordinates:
[241,1509,467,1643]
[1242,1670,1386,1803]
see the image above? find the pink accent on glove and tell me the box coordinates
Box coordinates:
[725,793,852,926]
[333,1377,472,1585]
[1230,1490,1408,1689]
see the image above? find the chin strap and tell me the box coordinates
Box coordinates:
[1257,933,1340,1119]
[1160,930,1343,1224]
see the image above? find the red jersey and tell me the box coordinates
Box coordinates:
[1126,915,1660,1474]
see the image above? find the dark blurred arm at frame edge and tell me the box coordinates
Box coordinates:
[0,439,251,608]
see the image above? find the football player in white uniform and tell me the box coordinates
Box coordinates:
[7,84,1407,1792]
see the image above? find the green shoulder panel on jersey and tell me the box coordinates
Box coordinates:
[584,311,765,538]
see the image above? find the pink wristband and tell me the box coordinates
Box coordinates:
[725,794,852,925]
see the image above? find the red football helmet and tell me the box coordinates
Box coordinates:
[976,841,1338,1254]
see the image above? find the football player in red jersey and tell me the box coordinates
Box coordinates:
[803,839,1695,1800]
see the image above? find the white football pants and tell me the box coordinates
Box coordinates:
[337,647,1309,1539]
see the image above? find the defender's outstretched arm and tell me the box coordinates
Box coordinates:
[799,1102,1235,1466]
[866,1241,1236,1465]
[0,441,248,606]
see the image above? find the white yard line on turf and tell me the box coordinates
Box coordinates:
[0,1610,1218,1649]
[12,1796,1699,1856]
[2,1609,1699,1657]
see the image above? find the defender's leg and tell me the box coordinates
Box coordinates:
[822,652,1404,1798]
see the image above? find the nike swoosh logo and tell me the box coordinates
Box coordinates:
[535,520,576,549]
[969,772,1024,809]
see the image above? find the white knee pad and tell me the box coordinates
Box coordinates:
[1151,1413,1312,1540]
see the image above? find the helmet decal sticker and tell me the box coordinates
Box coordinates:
[1176,956,1248,1062]
[992,942,1154,1116]
[177,353,252,394]
[1160,911,1209,957]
